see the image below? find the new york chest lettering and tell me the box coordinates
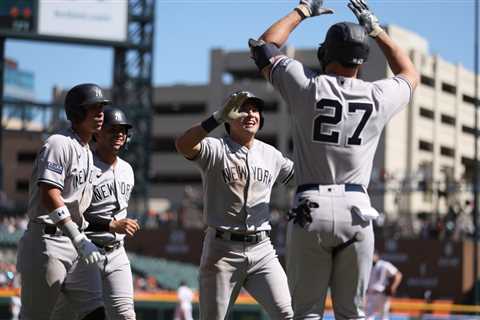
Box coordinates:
[222,164,273,185]
[93,181,132,201]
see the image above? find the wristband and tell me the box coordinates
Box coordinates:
[295,4,310,18]
[201,115,221,133]
[294,6,308,20]
[49,205,71,224]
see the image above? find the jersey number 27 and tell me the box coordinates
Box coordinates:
[313,98,373,146]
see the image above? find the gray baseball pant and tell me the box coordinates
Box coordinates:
[286,185,374,320]
[199,227,293,320]
[17,222,103,320]
[52,245,135,320]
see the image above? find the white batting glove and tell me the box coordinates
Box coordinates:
[296,0,334,18]
[213,91,249,124]
[348,0,384,37]
[73,233,105,265]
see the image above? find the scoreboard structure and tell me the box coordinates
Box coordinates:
[0,0,34,34]
[0,0,129,46]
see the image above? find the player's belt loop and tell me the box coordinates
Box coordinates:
[296,183,365,193]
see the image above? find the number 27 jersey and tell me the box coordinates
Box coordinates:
[270,57,412,187]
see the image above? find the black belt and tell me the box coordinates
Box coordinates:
[44,225,120,252]
[215,230,270,244]
[92,241,122,253]
[296,183,365,193]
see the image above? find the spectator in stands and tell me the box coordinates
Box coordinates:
[174,281,194,320]
[366,249,402,320]
[146,275,160,291]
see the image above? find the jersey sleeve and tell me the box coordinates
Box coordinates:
[373,75,412,123]
[36,136,69,190]
[270,56,316,108]
[276,153,294,185]
[192,137,222,171]
[384,261,399,277]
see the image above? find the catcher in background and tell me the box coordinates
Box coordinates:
[365,250,403,320]
[249,0,418,318]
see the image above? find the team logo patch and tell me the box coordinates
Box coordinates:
[46,161,63,175]
[278,57,293,68]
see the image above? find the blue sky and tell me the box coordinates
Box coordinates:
[4,0,478,101]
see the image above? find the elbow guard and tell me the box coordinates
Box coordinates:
[248,38,282,70]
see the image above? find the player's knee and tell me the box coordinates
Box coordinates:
[81,306,106,320]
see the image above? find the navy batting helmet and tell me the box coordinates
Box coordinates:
[103,107,132,129]
[100,107,132,148]
[64,83,111,123]
[225,91,265,134]
[317,22,370,69]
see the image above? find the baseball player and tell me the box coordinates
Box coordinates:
[174,281,194,320]
[51,107,139,320]
[365,250,403,320]
[175,91,295,319]
[16,83,109,320]
[249,0,418,318]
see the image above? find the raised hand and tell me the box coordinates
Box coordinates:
[213,91,249,123]
[297,0,334,18]
[348,0,384,37]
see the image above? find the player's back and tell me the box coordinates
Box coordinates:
[292,75,383,187]
[271,58,411,188]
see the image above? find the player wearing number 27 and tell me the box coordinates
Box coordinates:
[249,0,418,318]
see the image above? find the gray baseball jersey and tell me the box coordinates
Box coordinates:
[191,135,294,319]
[17,127,101,320]
[269,56,412,319]
[270,57,412,187]
[194,135,294,231]
[85,154,134,246]
[26,127,94,228]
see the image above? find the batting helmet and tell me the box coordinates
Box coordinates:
[101,107,132,148]
[103,107,132,130]
[225,91,265,134]
[317,22,370,69]
[64,83,111,123]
